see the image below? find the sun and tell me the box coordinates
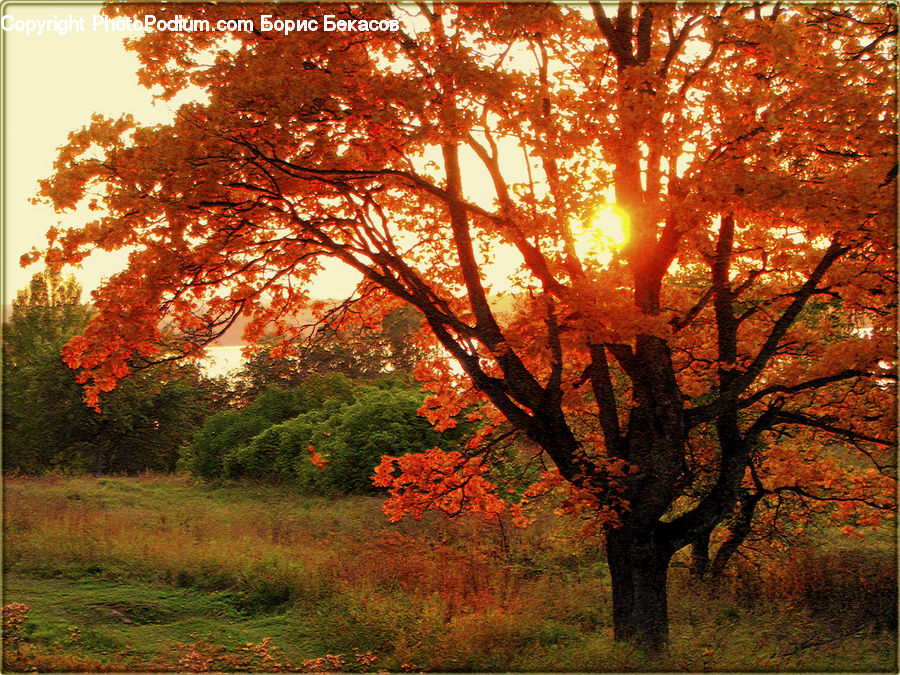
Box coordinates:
[591,206,628,245]
[571,206,628,262]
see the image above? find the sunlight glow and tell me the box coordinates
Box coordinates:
[571,205,629,263]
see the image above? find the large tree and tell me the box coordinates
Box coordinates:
[33,2,896,651]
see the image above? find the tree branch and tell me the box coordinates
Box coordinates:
[738,369,879,410]
[588,343,623,451]
[725,238,850,398]
[769,409,894,447]
[590,1,634,65]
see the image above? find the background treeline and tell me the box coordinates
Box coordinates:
[2,270,450,491]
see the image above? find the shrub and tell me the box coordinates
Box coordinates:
[231,385,466,494]
[183,375,355,479]
[184,409,273,479]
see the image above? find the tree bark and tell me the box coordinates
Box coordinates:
[710,490,762,578]
[690,529,711,578]
[605,525,674,654]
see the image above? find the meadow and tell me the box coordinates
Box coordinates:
[3,474,896,672]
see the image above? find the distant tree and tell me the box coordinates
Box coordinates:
[2,270,208,475]
[316,385,442,494]
[2,270,93,472]
[232,347,309,402]
[233,305,427,400]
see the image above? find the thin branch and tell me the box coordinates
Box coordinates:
[738,370,879,411]
[726,238,850,398]
[769,409,894,447]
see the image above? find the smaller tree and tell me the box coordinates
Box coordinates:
[3,270,92,472]
[233,305,428,400]
[2,269,208,475]
[182,374,356,479]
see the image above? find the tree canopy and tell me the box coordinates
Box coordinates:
[32,2,896,651]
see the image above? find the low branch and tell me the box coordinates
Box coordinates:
[737,369,877,410]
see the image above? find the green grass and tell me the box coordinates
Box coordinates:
[3,576,293,661]
[3,474,896,672]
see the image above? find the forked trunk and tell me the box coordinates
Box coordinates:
[605,526,674,654]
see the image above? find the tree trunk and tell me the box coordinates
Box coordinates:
[605,526,674,654]
[690,529,711,578]
[710,491,762,578]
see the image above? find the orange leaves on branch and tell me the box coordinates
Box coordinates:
[369,454,636,534]
[415,358,494,432]
[522,469,565,500]
[840,524,864,539]
[373,447,505,522]
[530,468,629,532]
[308,444,329,471]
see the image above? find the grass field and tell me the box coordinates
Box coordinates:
[2,474,896,672]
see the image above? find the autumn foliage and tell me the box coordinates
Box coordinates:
[32,1,896,651]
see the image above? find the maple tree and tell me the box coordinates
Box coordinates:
[32,2,896,652]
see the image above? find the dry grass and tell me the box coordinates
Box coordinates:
[3,474,896,672]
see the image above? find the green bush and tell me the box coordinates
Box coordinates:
[225,409,332,483]
[182,375,355,480]
[183,409,273,480]
[230,384,465,494]
[318,386,456,494]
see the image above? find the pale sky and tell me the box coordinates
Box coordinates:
[4,2,160,305]
[0,3,339,375]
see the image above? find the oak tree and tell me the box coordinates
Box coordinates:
[33,2,897,651]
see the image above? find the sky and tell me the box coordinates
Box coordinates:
[4,2,163,305]
[2,2,361,374]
